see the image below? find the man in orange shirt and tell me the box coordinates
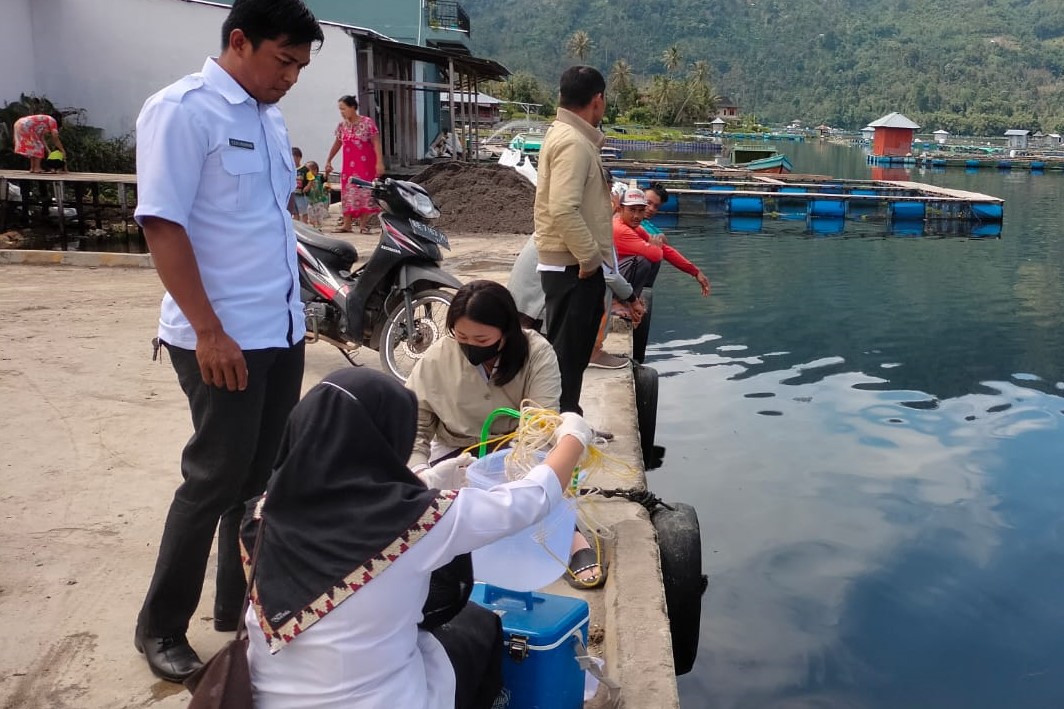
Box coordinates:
[613,187,710,298]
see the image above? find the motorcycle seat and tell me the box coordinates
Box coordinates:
[298,227,358,269]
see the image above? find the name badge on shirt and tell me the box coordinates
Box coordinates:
[228,138,255,150]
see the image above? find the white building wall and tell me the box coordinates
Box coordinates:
[25,0,356,167]
[0,0,37,106]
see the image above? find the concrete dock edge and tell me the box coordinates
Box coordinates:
[0,249,154,268]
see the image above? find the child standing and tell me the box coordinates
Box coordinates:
[303,161,330,229]
[290,147,310,223]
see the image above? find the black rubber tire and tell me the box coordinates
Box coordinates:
[632,362,659,469]
[379,288,453,381]
[651,502,708,676]
[632,286,653,363]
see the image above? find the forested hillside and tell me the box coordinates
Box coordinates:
[463,0,1064,132]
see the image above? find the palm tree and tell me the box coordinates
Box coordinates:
[609,59,638,114]
[609,59,633,90]
[566,31,594,62]
[674,59,718,124]
[661,45,683,76]
[650,75,674,126]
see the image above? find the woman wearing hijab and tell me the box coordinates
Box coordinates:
[243,367,592,708]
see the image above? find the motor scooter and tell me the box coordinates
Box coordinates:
[297,176,460,381]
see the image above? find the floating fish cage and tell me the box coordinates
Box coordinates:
[607,165,1004,231]
[869,154,1064,171]
[604,138,723,154]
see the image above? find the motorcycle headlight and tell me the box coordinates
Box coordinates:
[412,191,440,219]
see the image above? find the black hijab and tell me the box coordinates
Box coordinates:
[243,368,457,654]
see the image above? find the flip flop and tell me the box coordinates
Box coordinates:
[566,546,607,589]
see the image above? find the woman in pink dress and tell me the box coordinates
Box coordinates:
[13,114,66,173]
[325,95,385,233]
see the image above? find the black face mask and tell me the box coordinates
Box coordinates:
[460,341,500,366]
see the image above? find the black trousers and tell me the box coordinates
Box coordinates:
[541,266,606,415]
[431,602,504,709]
[138,341,305,637]
[618,255,662,299]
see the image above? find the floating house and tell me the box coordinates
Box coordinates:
[816,124,831,137]
[934,129,950,145]
[860,125,876,142]
[1004,129,1030,149]
[1050,133,1063,145]
[868,112,920,157]
[710,117,727,134]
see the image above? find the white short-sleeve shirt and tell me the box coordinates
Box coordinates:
[134,58,305,350]
[247,465,565,709]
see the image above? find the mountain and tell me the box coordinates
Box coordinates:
[462,0,1064,133]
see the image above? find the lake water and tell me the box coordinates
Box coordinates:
[634,141,1064,708]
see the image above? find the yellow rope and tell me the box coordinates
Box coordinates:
[461,401,643,580]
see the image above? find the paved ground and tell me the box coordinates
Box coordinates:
[0,233,676,708]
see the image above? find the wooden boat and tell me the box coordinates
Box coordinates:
[735,153,793,174]
[731,144,792,174]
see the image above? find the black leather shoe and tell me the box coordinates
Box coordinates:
[213,616,239,632]
[134,629,203,682]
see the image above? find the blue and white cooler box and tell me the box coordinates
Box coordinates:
[470,583,590,709]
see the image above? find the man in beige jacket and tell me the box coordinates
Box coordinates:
[534,66,612,414]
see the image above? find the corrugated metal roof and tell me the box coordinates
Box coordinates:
[1004,129,1030,136]
[868,112,920,129]
[934,129,950,134]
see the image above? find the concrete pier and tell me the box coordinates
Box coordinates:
[0,231,680,708]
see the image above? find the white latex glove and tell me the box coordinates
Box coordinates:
[555,412,593,450]
[417,452,474,489]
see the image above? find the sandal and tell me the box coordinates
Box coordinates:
[566,546,607,589]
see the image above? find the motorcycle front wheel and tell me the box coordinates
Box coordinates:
[379,288,454,381]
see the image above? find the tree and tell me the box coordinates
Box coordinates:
[662,45,684,75]
[566,30,594,62]
[609,59,639,115]
[488,72,555,115]
[674,59,719,124]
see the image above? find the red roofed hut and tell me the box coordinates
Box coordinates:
[868,112,920,157]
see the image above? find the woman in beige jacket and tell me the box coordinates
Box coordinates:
[405,280,605,588]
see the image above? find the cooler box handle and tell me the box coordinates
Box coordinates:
[482,584,535,611]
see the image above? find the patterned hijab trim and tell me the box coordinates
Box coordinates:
[242,490,458,654]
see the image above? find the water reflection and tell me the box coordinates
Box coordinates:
[641,141,1064,708]
[650,338,1064,708]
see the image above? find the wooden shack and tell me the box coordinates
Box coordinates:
[868,112,920,157]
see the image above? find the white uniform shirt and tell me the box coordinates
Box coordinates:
[246,465,565,709]
[134,58,305,350]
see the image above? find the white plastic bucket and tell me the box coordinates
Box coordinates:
[466,449,576,591]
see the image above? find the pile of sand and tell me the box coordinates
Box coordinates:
[414,162,535,234]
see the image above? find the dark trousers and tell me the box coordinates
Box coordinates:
[618,255,662,299]
[431,602,504,709]
[138,341,305,637]
[541,266,606,414]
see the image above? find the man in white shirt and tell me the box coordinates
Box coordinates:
[132,0,322,683]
